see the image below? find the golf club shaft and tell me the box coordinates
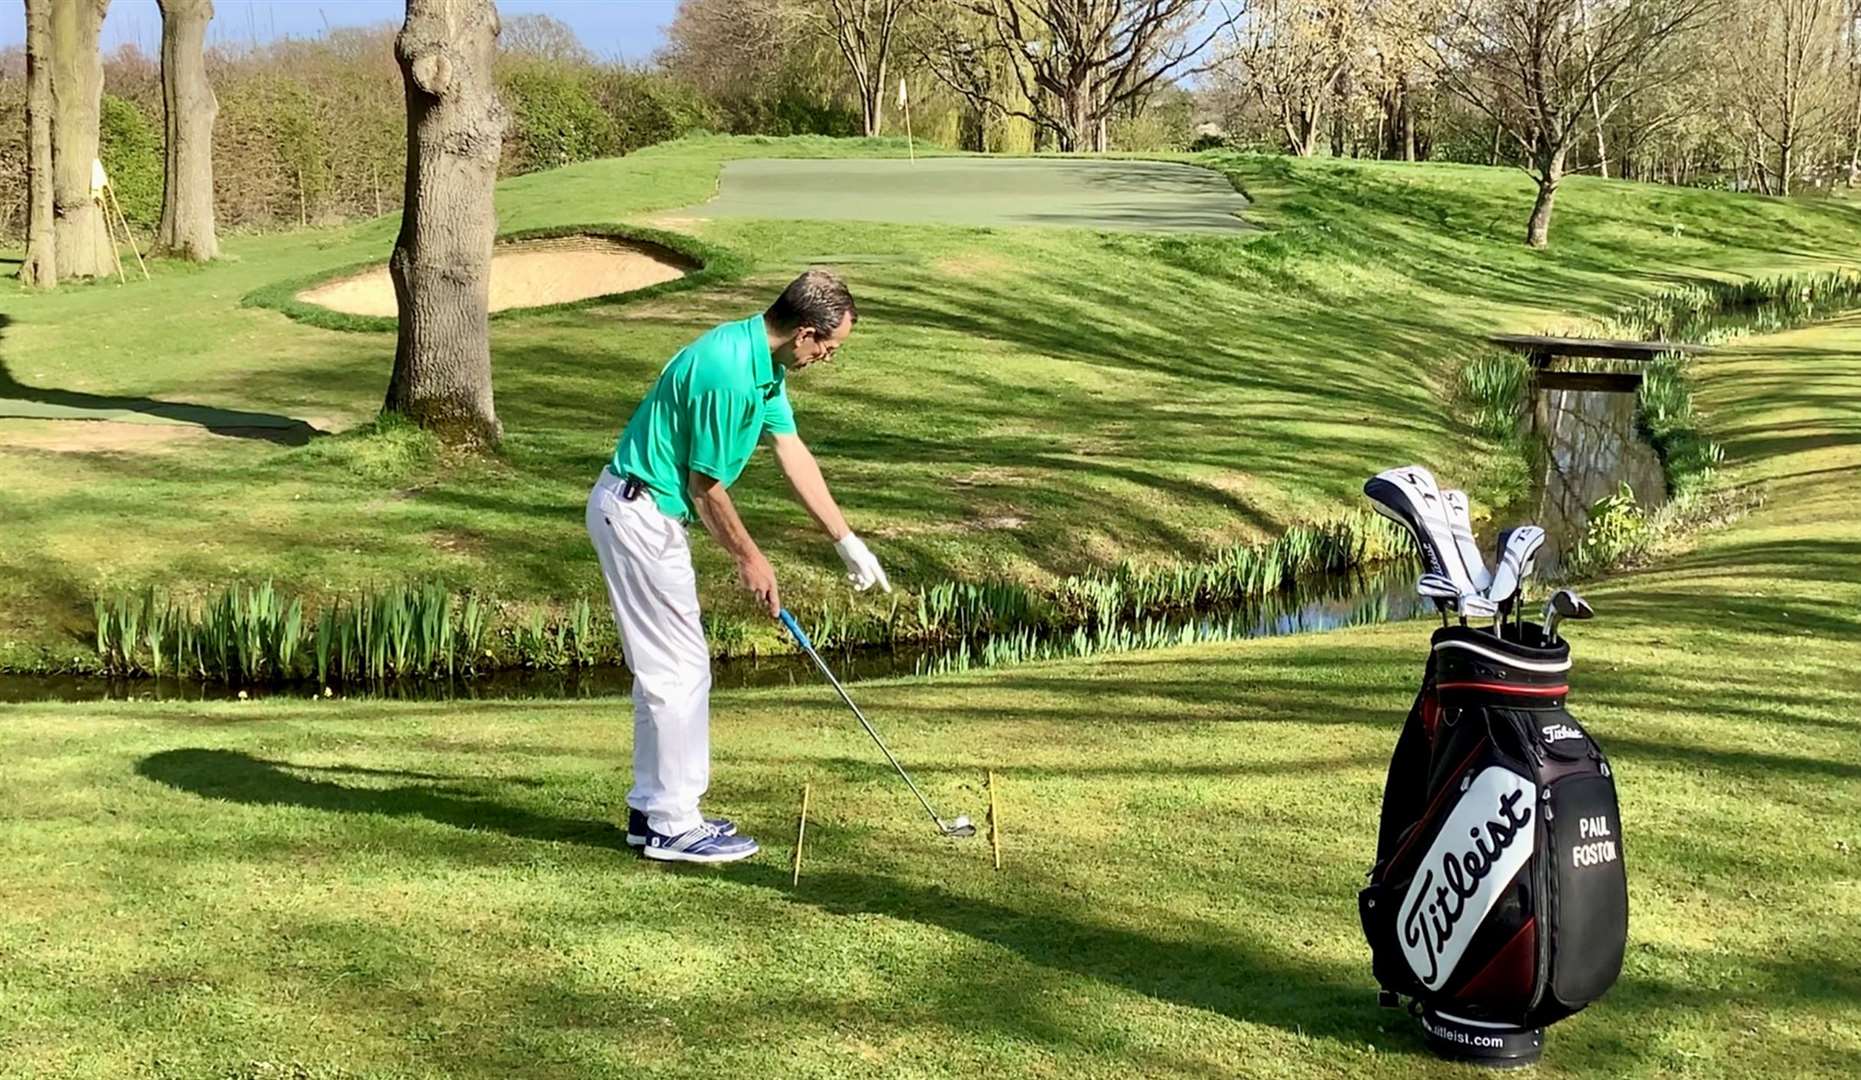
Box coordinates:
[784,617,951,830]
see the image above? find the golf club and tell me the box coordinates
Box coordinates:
[1458,591,1501,632]
[1542,589,1594,643]
[1486,525,1547,611]
[1417,572,1458,626]
[1365,466,1482,597]
[1442,490,1492,593]
[778,609,977,839]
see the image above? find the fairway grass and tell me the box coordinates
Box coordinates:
[4,137,1861,668]
[1,312,1856,1077]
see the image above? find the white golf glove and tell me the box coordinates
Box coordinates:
[834,532,891,593]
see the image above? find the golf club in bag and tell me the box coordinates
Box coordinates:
[1357,589,1628,1066]
[778,610,977,839]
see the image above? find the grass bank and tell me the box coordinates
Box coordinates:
[3,137,1860,671]
[2,311,1856,1077]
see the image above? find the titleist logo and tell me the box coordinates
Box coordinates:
[1541,724,1584,743]
[1400,769,1538,988]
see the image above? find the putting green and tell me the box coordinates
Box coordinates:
[696,157,1252,233]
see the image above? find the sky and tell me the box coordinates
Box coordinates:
[0,1,682,62]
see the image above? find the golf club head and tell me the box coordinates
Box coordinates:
[1365,467,1481,597]
[1542,588,1594,643]
[1442,490,1492,592]
[1458,592,1500,620]
[1551,589,1594,621]
[943,816,978,838]
[1485,525,1547,606]
[1416,572,1460,600]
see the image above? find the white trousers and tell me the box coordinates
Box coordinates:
[586,469,710,836]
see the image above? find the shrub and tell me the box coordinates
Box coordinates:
[1565,483,1656,578]
[498,62,617,173]
[99,93,163,231]
[594,68,719,155]
[1457,348,1532,441]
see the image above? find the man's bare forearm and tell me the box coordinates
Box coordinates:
[770,433,851,541]
[688,472,761,562]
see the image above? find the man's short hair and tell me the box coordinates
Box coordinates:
[766,270,857,336]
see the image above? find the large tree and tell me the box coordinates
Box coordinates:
[1728,0,1844,194]
[20,0,58,287]
[154,0,220,260]
[49,0,113,279]
[926,0,1233,151]
[1427,0,1712,247]
[1225,0,1367,157]
[817,0,917,136]
[384,0,508,449]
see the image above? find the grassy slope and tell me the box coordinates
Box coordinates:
[3,138,1860,669]
[1,315,1856,1077]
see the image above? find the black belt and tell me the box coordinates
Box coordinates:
[620,474,647,501]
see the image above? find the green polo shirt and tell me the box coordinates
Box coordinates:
[609,313,797,521]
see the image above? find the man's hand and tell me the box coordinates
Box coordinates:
[834,533,891,593]
[688,470,781,615]
[738,551,780,617]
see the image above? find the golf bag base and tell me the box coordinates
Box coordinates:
[1419,1008,1543,1069]
[1360,623,1627,1059]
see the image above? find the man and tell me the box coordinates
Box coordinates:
[587,270,890,864]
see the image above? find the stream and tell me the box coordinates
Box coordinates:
[1530,387,1668,574]
[0,383,1662,704]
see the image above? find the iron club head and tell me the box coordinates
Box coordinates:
[943,816,978,838]
[1542,589,1594,643]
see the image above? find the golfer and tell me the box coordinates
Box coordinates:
[587,270,889,864]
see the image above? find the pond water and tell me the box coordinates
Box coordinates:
[1530,387,1668,575]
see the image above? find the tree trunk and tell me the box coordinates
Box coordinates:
[1489,121,1502,166]
[50,0,113,279]
[1779,140,1794,196]
[19,0,58,287]
[1526,147,1566,248]
[858,67,884,136]
[1058,81,1091,152]
[155,0,219,260]
[385,0,507,449]
[1399,75,1416,162]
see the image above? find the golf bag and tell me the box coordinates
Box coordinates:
[1359,623,1628,1051]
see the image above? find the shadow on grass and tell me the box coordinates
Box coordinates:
[136,748,621,848]
[0,314,326,446]
[135,744,1405,1051]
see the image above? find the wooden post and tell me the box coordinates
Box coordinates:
[106,183,150,281]
[987,770,1002,871]
[792,782,811,887]
[97,193,125,284]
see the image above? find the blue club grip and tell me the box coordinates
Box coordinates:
[778,608,812,651]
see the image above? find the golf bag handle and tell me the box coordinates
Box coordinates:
[778,609,812,651]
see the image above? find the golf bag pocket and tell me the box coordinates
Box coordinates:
[1539,771,1628,1020]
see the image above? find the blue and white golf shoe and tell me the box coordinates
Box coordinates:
[640,821,758,864]
[626,808,737,848]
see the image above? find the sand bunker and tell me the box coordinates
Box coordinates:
[297,236,693,318]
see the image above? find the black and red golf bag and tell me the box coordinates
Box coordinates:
[1359,624,1628,1065]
